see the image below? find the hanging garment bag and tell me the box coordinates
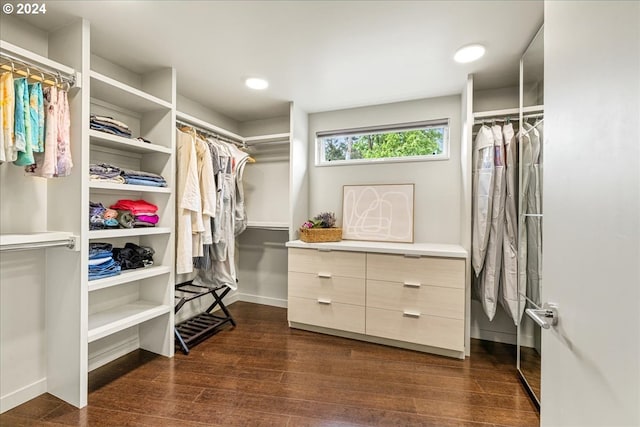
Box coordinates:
[499,122,524,322]
[476,124,506,320]
[524,122,542,306]
[472,125,495,276]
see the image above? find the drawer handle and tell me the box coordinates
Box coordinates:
[317,298,332,305]
[403,254,421,259]
[317,272,332,279]
[403,281,421,288]
[403,310,421,318]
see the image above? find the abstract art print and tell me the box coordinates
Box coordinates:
[342,184,414,242]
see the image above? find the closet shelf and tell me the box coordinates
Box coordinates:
[90,71,172,113]
[89,181,171,194]
[88,266,171,292]
[246,221,289,230]
[89,130,171,154]
[176,110,244,142]
[244,133,291,145]
[0,231,73,246]
[0,40,80,85]
[87,301,171,343]
[88,227,171,239]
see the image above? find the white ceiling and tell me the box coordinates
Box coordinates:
[19,0,543,123]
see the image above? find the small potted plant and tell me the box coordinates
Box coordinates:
[299,212,342,243]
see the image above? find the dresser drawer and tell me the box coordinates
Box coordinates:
[288,272,365,306]
[288,248,365,278]
[288,296,365,334]
[366,254,464,289]
[366,307,464,351]
[367,279,464,319]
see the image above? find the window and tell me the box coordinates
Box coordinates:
[316,119,449,166]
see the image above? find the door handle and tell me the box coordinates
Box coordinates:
[525,303,558,329]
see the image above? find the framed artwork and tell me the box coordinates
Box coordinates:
[342,184,415,243]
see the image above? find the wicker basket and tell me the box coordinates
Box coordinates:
[299,227,342,243]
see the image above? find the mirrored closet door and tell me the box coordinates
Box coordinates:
[517,25,544,407]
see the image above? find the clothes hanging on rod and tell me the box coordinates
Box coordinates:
[176,124,251,291]
[519,121,543,308]
[0,69,72,176]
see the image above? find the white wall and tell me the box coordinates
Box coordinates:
[240,116,289,137]
[308,96,462,245]
[542,2,639,426]
[176,94,240,134]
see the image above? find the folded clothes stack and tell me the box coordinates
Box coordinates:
[110,199,159,228]
[112,242,154,270]
[89,201,119,230]
[89,163,125,184]
[89,242,121,280]
[121,168,167,187]
[89,163,167,187]
[90,115,132,138]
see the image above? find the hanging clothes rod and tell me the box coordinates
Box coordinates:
[0,51,76,89]
[176,119,244,147]
[0,237,77,252]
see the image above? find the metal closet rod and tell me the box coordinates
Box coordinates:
[0,238,76,252]
[0,52,76,89]
[474,112,544,125]
[176,119,244,147]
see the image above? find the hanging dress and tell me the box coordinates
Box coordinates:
[499,122,523,322]
[0,72,15,163]
[472,125,495,276]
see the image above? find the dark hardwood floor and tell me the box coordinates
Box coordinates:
[0,302,539,427]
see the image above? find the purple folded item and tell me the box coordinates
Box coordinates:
[135,214,159,224]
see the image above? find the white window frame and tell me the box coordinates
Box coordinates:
[315,119,450,167]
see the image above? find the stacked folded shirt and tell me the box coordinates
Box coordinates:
[89,163,125,184]
[112,243,154,270]
[89,201,119,230]
[89,163,167,187]
[90,115,132,138]
[89,242,121,280]
[110,199,159,228]
[121,168,167,187]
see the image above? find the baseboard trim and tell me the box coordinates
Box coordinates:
[88,337,139,372]
[238,293,288,308]
[0,378,47,414]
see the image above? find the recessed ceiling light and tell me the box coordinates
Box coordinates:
[245,77,269,90]
[454,44,486,63]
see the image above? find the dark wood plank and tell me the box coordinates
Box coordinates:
[0,302,538,427]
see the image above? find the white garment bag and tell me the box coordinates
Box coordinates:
[476,125,506,320]
[524,122,542,306]
[499,123,523,322]
[471,125,495,276]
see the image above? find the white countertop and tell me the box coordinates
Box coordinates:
[286,239,467,258]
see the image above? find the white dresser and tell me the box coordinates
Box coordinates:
[286,240,468,358]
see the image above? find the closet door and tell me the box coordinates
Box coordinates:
[517,26,544,408]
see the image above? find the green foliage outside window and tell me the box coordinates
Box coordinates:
[322,127,444,162]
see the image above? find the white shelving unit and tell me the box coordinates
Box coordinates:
[88,265,171,292]
[89,130,172,154]
[87,60,175,383]
[89,181,171,194]
[88,227,172,239]
[87,302,172,342]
